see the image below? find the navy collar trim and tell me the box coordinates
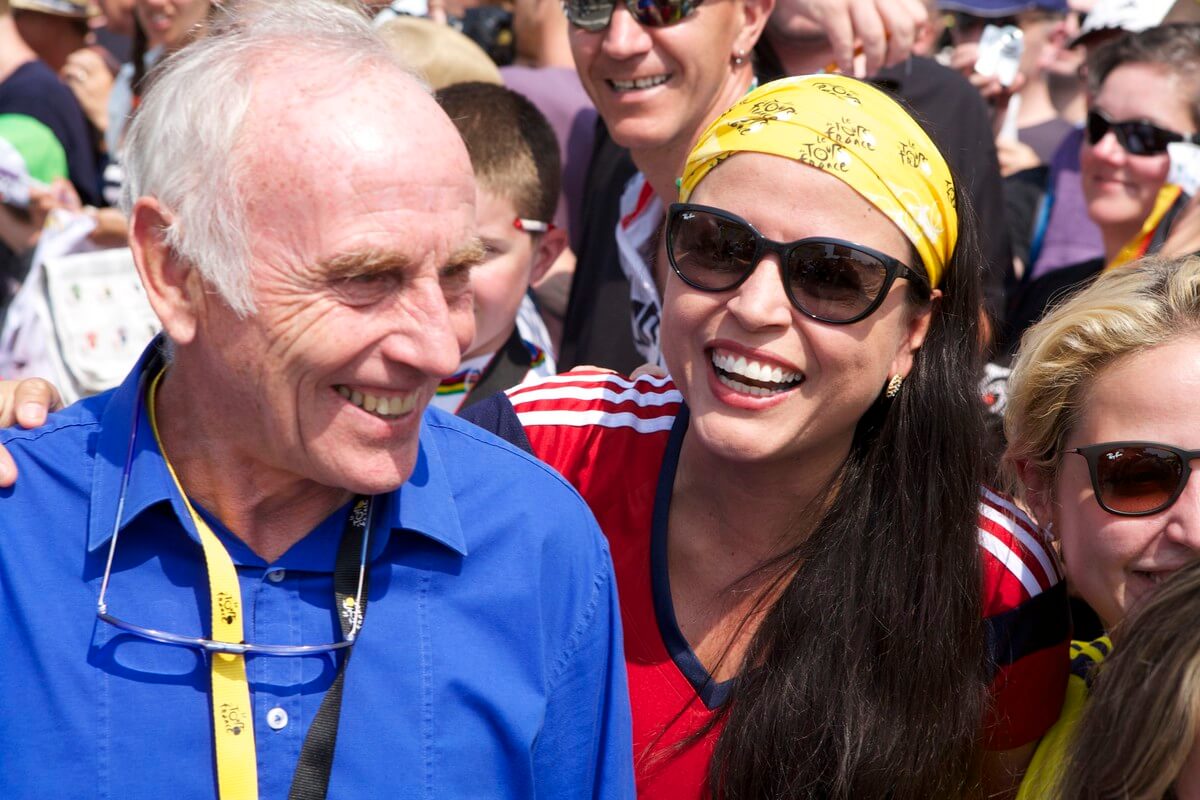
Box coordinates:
[650,405,733,710]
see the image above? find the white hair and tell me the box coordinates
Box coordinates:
[120,0,425,316]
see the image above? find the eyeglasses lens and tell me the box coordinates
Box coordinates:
[787,243,886,321]
[669,208,758,289]
[1094,445,1182,514]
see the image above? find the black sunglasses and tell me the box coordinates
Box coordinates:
[1067,442,1200,516]
[563,0,702,31]
[1085,109,1200,157]
[666,203,926,325]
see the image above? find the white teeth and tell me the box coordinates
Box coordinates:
[611,75,670,91]
[337,386,417,419]
[710,351,803,395]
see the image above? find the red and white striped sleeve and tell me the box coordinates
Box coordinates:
[977,487,1069,751]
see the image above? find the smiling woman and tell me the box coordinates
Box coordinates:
[1005,255,1200,799]
[1006,24,1200,343]
[466,74,1069,799]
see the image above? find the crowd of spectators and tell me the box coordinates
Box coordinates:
[4,0,1200,796]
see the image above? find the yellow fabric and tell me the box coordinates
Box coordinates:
[1016,637,1112,800]
[1106,184,1183,271]
[679,74,957,288]
[148,370,259,800]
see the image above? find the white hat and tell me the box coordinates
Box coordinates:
[1072,0,1174,45]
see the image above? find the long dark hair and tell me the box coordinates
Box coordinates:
[708,177,989,798]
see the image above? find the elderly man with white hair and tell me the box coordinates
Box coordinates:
[0,3,632,798]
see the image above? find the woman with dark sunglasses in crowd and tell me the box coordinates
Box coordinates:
[1005,255,1200,797]
[1006,24,1200,345]
[463,74,1069,799]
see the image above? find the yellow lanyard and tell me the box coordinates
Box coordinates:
[148,370,259,800]
[1107,184,1183,271]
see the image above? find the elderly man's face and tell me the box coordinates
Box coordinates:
[194,71,478,497]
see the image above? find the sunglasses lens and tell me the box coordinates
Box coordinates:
[1121,121,1177,156]
[564,0,616,30]
[668,207,758,291]
[787,242,888,322]
[630,0,690,25]
[1086,111,1178,156]
[1094,445,1182,515]
[1085,110,1109,147]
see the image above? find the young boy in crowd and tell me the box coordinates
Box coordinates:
[431,81,566,413]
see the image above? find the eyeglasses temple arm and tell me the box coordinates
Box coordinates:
[97,383,144,616]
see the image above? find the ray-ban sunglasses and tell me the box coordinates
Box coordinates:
[1067,442,1200,516]
[666,203,926,325]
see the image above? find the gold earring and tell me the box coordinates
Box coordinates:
[885,374,903,399]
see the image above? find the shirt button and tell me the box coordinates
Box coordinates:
[266,569,286,583]
[266,707,288,730]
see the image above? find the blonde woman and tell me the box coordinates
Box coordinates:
[1006,255,1200,798]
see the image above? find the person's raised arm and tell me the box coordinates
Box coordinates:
[0,378,64,487]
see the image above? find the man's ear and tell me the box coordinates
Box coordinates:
[129,197,202,346]
[1016,457,1057,532]
[733,0,775,59]
[530,227,568,285]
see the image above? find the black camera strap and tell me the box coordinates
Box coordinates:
[288,496,373,800]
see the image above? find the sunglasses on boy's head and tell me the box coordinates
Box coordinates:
[666,203,927,325]
[563,0,702,31]
[1068,442,1200,516]
[1085,109,1200,157]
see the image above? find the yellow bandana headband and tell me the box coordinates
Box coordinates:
[679,75,957,289]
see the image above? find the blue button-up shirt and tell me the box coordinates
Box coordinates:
[0,351,633,799]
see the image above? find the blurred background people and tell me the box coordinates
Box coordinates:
[1006,23,1200,345]
[1024,0,1175,284]
[9,0,91,74]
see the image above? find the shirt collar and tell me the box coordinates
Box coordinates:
[88,339,469,557]
[389,415,468,556]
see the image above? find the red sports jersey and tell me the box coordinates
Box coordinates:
[507,368,1069,799]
